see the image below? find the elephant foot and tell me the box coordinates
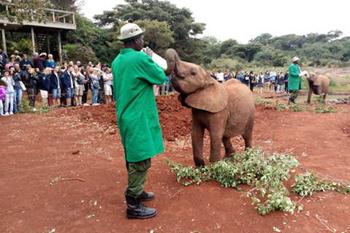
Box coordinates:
[224,152,235,159]
[209,156,221,164]
[194,157,205,167]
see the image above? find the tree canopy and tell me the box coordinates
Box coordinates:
[3,0,350,69]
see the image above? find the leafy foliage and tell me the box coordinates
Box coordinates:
[167,149,300,215]
[0,0,52,23]
[63,43,97,64]
[167,149,349,215]
[135,19,174,51]
[314,104,336,113]
[293,173,350,197]
[94,0,205,62]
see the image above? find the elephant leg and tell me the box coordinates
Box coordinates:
[323,93,327,103]
[191,118,205,167]
[222,137,235,158]
[243,117,254,149]
[307,88,312,104]
[209,128,224,163]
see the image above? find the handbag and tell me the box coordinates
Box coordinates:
[19,81,26,91]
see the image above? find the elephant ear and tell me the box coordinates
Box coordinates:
[185,83,228,113]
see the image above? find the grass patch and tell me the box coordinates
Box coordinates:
[167,149,350,215]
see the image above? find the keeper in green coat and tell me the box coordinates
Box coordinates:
[111,23,167,219]
[288,56,302,104]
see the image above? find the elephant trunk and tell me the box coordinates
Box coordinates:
[164,49,180,76]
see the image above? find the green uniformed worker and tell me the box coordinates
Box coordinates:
[288,56,302,104]
[111,23,167,219]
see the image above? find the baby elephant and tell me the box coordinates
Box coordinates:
[303,72,330,103]
[164,49,255,167]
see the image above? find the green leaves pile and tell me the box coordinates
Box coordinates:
[166,149,349,215]
[293,173,350,197]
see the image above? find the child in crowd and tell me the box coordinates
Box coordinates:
[0,80,7,116]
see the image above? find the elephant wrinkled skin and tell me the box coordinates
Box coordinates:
[165,49,255,167]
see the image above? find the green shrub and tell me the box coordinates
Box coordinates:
[167,149,349,215]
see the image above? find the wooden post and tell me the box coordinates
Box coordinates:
[31,27,36,53]
[58,31,62,64]
[47,36,50,54]
[1,29,6,52]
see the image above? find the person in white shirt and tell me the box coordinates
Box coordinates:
[1,70,15,115]
[216,71,224,83]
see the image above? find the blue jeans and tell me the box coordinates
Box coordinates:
[13,88,22,113]
[65,88,73,98]
[92,88,99,104]
[52,88,61,99]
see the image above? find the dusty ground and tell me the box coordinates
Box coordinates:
[1,94,350,233]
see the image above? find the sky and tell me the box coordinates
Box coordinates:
[79,0,350,43]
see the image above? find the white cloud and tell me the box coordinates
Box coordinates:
[79,0,350,43]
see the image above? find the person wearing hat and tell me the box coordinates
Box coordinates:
[111,23,167,219]
[288,56,302,104]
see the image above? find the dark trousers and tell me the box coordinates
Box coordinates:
[125,159,151,198]
[289,90,299,104]
[27,88,36,107]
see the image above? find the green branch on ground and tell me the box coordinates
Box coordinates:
[166,149,349,215]
[292,173,350,196]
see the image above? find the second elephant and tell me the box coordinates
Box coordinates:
[165,49,255,167]
[304,72,330,103]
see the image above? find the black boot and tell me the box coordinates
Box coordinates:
[125,195,157,219]
[139,191,155,202]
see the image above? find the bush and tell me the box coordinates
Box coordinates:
[63,43,98,64]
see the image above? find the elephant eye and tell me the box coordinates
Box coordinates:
[190,69,196,76]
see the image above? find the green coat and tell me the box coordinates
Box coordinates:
[288,63,301,91]
[111,48,167,162]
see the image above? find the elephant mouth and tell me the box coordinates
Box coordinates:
[170,77,182,93]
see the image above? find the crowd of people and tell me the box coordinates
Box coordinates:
[0,49,116,116]
[210,70,290,94]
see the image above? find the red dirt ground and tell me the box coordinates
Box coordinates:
[1,95,350,233]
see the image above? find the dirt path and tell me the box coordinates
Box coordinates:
[0,98,349,233]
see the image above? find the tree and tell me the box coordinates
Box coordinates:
[220,39,238,55]
[63,43,97,64]
[249,33,273,45]
[0,0,52,23]
[50,0,78,11]
[135,20,174,52]
[94,0,205,62]
[64,15,116,64]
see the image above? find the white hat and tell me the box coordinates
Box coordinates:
[118,23,144,41]
[292,56,300,62]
